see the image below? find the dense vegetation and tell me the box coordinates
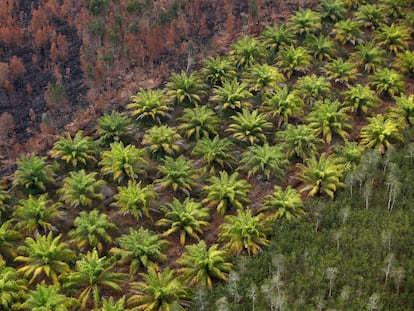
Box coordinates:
[1,0,414,309]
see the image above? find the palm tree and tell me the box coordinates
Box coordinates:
[218,209,269,256]
[50,131,96,169]
[343,0,366,9]
[166,71,205,106]
[244,63,285,95]
[333,140,365,170]
[0,186,10,220]
[240,143,289,181]
[114,181,158,220]
[332,19,362,45]
[127,88,171,124]
[110,227,169,276]
[99,142,148,183]
[229,36,266,68]
[201,56,237,88]
[191,136,237,174]
[177,240,232,287]
[355,4,386,29]
[15,233,75,284]
[142,125,182,158]
[155,156,198,195]
[379,0,408,19]
[128,266,189,311]
[260,186,305,222]
[393,50,414,76]
[211,78,253,113]
[289,9,322,36]
[276,124,322,161]
[101,296,131,311]
[13,154,54,195]
[350,42,386,73]
[297,153,346,198]
[359,114,403,153]
[202,171,251,216]
[178,106,220,141]
[12,194,61,235]
[57,170,105,208]
[305,99,351,144]
[293,74,331,105]
[387,94,414,129]
[317,0,347,23]
[374,24,411,54]
[96,111,133,146]
[344,84,379,116]
[323,57,358,84]
[226,109,272,145]
[68,209,116,253]
[63,249,127,310]
[304,34,336,62]
[0,220,22,259]
[0,259,26,310]
[276,45,311,78]
[157,197,210,246]
[370,68,405,97]
[262,87,304,129]
[260,23,296,57]
[20,283,78,311]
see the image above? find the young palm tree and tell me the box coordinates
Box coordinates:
[289,9,322,36]
[128,266,189,311]
[260,186,305,222]
[323,57,358,84]
[211,78,253,113]
[202,171,251,216]
[297,153,346,198]
[177,240,232,287]
[63,249,127,310]
[13,154,54,195]
[355,4,386,29]
[166,71,205,106]
[276,124,323,161]
[393,50,414,76]
[178,106,220,141]
[260,23,296,56]
[387,94,414,129]
[350,42,386,73]
[379,0,408,19]
[344,84,379,116]
[343,0,366,9]
[128,88,171,124]
[191,136,237,174]
[0,186,10,220]
[229,36,266,68]
[262,87,304,129]
[332,19,362,45]
[304,34,336,62]
[359,114,403,153]
[57,170,105,208]
[201,56,237,88]
[333,140,365,170]
[12,194,61,235]
[276,45,311,78]
[218,209,269,256]
[68,209,116,253]
[0,220,22,259]
[101,296,131,311]
[99,142,148,183]
[142,125,182,158]
[50,131,96,169]
[0,259,27,310]
[110,227,169,276]
[157,197,210,246]
[244,63,285,95]
[96,111,133,146]
[305,99,351,144]
[293,74,331,105]
[114,181,157,220]
[226,109,272,145]
[240,143,289,181]
[15,232,75,284]
[155,156,198,195]
[370,68,405,97]
[317,0,347,23]
[374,24,411,54]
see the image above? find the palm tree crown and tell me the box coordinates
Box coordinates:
[166,71,205,106]
[128,88,171,124]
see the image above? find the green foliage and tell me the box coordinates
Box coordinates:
[317,0,347,23]
[370,68,405,97]
[244,63,285,94]
[293,74,331,105]
[166,71,204,106]
[355,4,386,29]
[142,125,182,158]
[0,220,21,259]
[332,19,362,45]
[351,42,386,74]
[344,83,379,115]
[229,36,266,68]
[276,45,311,78]
[387,94,414,128]
[374,23,411,54]
[323,57,358,84]
[201,56,237,88]
[394,50,414,76]
[260,23,296,56]
[97,111,132,145]
[289,9,322,35]
[0,259,26,310]
[178,106,220,141]
[211,78,253,112]
[89,0,108,15]
[47,82,68,106]
[305,34,336,61]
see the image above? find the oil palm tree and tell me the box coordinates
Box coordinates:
[317,0,347,23]
[229,36,266,68]
[96,111,133,146]
[100,296,131,311]
[393,50,414,76]
[211,78,253,113]
[323,57,358,84]
[128,266,189,311]
[276,45,311,78]
[374,24,411,54]
[0,259,27,310]
[387,94,414,129]
[201,56,237,88]
[166,71,205,106]
[355,4,386,29]
[110,227,169,276]
[57,170,105,208]
[13,154,54,195]
[379,0,408,19]
[15,232,75,284]
[155,156,198,195]
[114,180,158,220]
[350,42,386,73]
[0,220,22,259]
[178,106,220,141]
[240,143,289,181]
[289,9,322,36]
[68,209,116,253]
[157,197,210,246]
[142,125,182,158]
[244,63,285,95]
[128,88,172,124]
[297,153,346,198]
[260,185,305,222]
[0,186,10,220]
[218,209,269,256]
[50,131,97,169]
[63,249,127,310]
[304,34,336,62]
[226,109,272,145]
[12,194,61,235]
[177,240,232,287]
[99,142,148,183]
[332,19,362,45]
[344,83,379,116]
[359,114,403,153]
[202,171,251,216]
[293,74,331,105]
[333,140,365,170]
[260,23,296,57]
[370,68,405,97]
[305,99,351,144]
